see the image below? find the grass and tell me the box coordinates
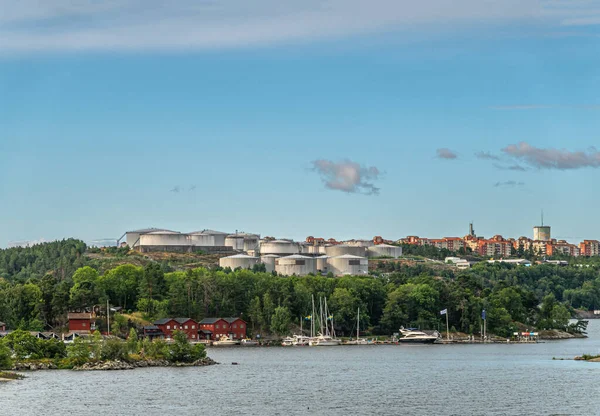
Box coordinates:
[0,371,25,380]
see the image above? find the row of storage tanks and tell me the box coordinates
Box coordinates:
[219,243,402,276]
[125,229,260,251]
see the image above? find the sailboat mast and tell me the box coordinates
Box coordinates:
[357,307,360,340]
[311,295,315,338]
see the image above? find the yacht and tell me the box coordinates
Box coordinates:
[308,296,341,347]
[309,334,342,346]
[345,307,369,345]
[240,338,259,346]
[212,335,240,346]
[398,328,439,344]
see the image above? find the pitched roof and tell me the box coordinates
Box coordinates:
[153,318,176,325]
[199,318,224,324]
[68,313,92,320]
[224,317,246,324]
[0,321,5,326]
[173,318,195,324]
[143,325,161,330]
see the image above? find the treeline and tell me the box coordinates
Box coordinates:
[1,241,599,338]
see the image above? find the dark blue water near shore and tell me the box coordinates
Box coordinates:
[2,321,600,415]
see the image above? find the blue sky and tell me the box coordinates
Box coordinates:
[1,1,600,247]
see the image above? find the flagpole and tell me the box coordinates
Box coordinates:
[446,311,449,341]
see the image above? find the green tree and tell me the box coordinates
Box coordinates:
[0,343,13,370]
[270,306,291,336]
[69,266,101,310]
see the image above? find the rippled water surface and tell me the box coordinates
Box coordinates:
[3,321,600,416]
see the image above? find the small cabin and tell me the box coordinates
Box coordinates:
[67,313,93,333]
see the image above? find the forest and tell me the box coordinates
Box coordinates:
[1,240,599,337]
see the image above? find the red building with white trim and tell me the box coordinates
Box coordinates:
[199,317,247,340]
[153,318,199,340]
[67,313,93,333]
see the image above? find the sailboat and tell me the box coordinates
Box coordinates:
[292,315,310,346]
[345,307,369,345]
[309,296,341,346]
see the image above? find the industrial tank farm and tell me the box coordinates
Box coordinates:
[219,254,259,270]
[275,255,316,276]
[260,254,280,273]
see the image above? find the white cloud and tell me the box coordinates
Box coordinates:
[1,0,598,53]
[502,142,600,170]
[436,148,458,160]
[312,159,381,195]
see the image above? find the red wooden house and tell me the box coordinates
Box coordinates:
[67,313,93,333]
[0,321,6,331]
[224,318,247,339]
[199,317,247,340]
[153,318,199,340]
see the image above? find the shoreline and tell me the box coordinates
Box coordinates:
[11,357,218,372]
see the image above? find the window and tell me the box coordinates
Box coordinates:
[192,334,195,339]
[233,324,237,329]
[192,325,195,329]
[185,325,188,329]
[295,260,305,265]
[167,325,170,329]
[240,324,244,329]
[82,322,86,327]
[216,324,219,329]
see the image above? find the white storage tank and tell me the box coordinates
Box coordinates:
[325,244,368,258]
[125,228,173,248]
[315,255,330,273]
[260,239,301,256]
[344,240,375,248]
[368,244,403,258]
[189,230,229,246]
[275,255,316,276]
[225,235,245,251]
[327,254,369,276]
[139,230,188,246]
[219,254,259,270]
[260,254,280,273]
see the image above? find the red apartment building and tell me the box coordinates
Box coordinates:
[579,240,600,257]
[547,240,580,257]
[477,235,513,257]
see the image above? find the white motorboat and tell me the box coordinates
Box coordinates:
[212,335,240,346]
[398,328,439,344]
[281,337,294,347]
[240,338,259,346]
[309,334,342,346]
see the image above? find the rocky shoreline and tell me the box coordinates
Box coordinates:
[11,357,218,372]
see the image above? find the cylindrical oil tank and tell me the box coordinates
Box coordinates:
[242,234,260,252]
[125,228,173,247]
[189,230,229,246]
[260,240,301,256]
[139,231,188,246]
[260,254,280,273]
[275,255,316,276]
[315,255,330,273]
[188,232,215,246]
[225,235,245,251]
[367,244,403,258]
[325,244,368,258]
[219,254,259,270]
[327,255,369,276]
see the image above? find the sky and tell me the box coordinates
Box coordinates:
[1,0,600,247]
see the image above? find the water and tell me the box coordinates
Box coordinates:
[2,321,600,416]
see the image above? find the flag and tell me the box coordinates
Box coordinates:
[327,315,333,320]
[482,309,486,320]
[440,309,447,315]
[304,315,312,320]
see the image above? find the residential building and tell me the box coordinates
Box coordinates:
[580,240,600,256]
[199,318,232,340]
[547,240,580,257]
[153,318,199,340]
[67,313,93,333]
[0,321,5,331]
[477,235,512,257]
[142,325,164,340]
[224,318,247,339]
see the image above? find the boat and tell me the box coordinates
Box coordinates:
[397,328,439,344]
[345,307,369,345]
[240,338,259,346]
[292,335,310,346]
[308,296,341,346]
[212,335,240,346]
[281,336,294,347]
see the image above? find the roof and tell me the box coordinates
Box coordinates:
[261,254,280,258]
[200,329,213,334]
[143,325,161,330]
[173,318,194,324]
[145,230,181,235]
[0,321,5,326]
[153,317,194,325]
[68,313,92,320]
[263,239,296,244]
[189,229,229,235]
[373,244,399,248]
[200,318,225,324]
[223,254,257,259]
[126,228,174,234]
[332,254,367,259]
[227,233,259,238]
[280,254,312,259]
[224,317,246,324]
